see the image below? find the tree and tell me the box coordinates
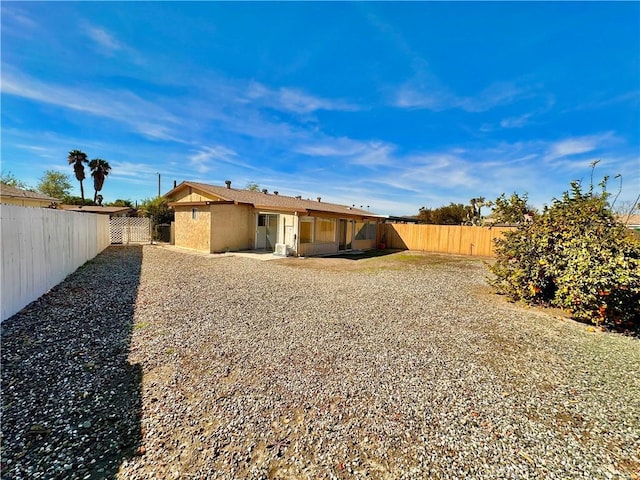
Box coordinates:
[489,171,640,331]
[245,182,260,191]
[1,171,30,190]
[491,193,537,225]
[107,199,133,208]
[418,203,467,224]
[67,150,89,204]
[465,197,489,225]
[36,170,72,199]
[89,158,112,204]
[63,196,95,206]
[138,196,174,225]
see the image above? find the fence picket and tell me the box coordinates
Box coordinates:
[381,224,512,257]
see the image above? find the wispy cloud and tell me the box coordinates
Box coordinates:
[187,145,259,173]
[83,25,124,54]
[500,112,535,128]
[294,136,396,167]
[244,81,359,114]
[2,66,182,141]
[0,5,38,37]
[393,80,539,113]
[565,90,640,112]
[80,23,145,65]
[543,133,620,170]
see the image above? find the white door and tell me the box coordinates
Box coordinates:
[256,214,278,251]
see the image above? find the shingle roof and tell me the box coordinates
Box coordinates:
[167,181,381,217]
[0,183,60,202]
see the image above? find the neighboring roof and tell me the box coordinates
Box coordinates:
[619,214,640,227]
[385,215,420,223]
[59,205,133,215]
[0,183,60,203]
[166,181,382,218]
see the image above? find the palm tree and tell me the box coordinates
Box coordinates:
[67,150,89,204]
[89,158,112,204]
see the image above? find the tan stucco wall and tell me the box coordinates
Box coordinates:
[171,187,224,203]
[210,204,254,252]
[174,206,211,252]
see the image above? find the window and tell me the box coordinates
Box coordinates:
[316,218,336,243]
[355,221,376,240]
[300,218,313,243]
[191,208,198,220]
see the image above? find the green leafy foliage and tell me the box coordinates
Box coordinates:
[138,196,174,225]
[1,171,31,190]
[418,203,467,225]
[62,195,95,206]
[107,199,133,208]
[491,192,537,225]
[37,170,72,199]
[489,177,640,331]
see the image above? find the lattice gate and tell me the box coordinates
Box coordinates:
[110,217,151,244]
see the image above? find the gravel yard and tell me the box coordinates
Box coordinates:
[2,245,639,479]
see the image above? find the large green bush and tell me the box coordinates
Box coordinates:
[489,179,640,331]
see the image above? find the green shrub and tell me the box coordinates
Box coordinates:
[489,177,640,331]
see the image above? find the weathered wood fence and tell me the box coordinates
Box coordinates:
[1,205,111,321]
[381,224,513,257]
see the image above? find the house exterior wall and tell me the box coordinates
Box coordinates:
[210,204,254,252]
[297,215,380,256]
[171,187,224,203]
[174,206,211,252]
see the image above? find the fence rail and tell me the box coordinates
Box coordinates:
[1,205,110,321]
[381,223,513,257]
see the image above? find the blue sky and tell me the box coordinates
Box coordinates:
[2,2,638,215]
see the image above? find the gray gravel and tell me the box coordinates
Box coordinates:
[2,245,639,479]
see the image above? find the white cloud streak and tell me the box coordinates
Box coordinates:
[393,80,538,113]
[244,81,359,114]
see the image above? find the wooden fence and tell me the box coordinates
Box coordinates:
[381,223,513,257]
[1,205,110,321]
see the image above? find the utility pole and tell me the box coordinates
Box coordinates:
[157,173,161,197]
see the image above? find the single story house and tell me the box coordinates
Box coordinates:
[0,183,59,208]
[166,181,383,256]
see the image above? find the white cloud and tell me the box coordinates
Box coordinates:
[1,67,182,141]
[84,26,124,54]
[1,6,38,37]
[244,81,359,114]
[500,112,534,128]
[544,133,619,168]
[393,80,539,113]
[294,136,396,167]
[550,138,596,157]
[187,145,259,174]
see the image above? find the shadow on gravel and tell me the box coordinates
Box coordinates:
[322,248,404,260]
[1,246,143,479]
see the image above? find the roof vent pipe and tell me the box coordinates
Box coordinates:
[262,188,268,194]
[317,197,321,202]
[295,195,302,200]
[225,180,231,189]
[174,180,177,188]
[274,191,279,195]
